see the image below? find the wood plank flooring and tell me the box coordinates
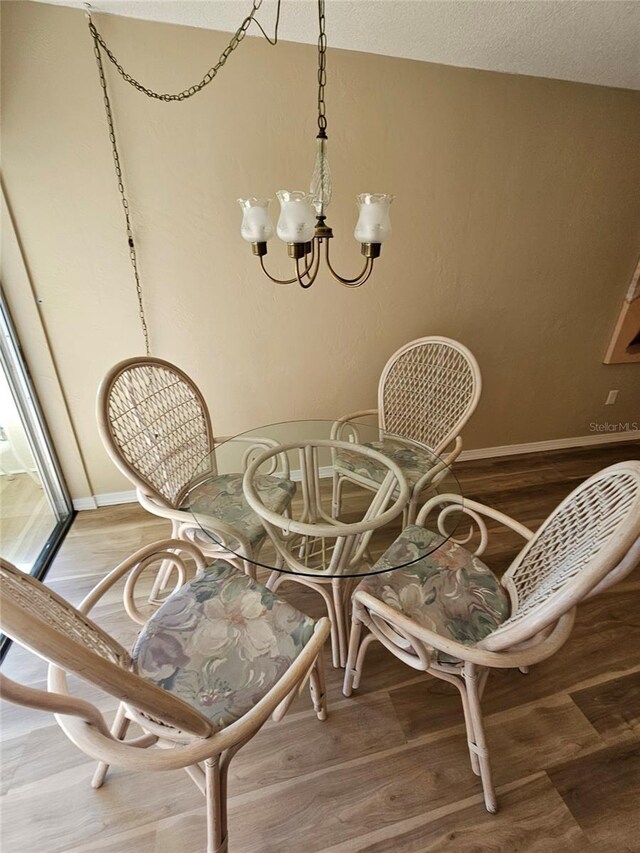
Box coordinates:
[1,440,639,852]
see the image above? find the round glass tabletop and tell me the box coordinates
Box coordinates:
[182,419,463,578]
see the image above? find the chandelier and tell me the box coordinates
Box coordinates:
[237,0,394,289]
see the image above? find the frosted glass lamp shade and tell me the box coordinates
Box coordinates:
[276,190,316,243]
[354,193,394,244]
[237,198,274,243]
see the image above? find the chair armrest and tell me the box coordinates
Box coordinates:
[440,435,463,466]
[0,672,113,737]
[586,535,640,598]
[411,436,463,496]
[416,493,534,553]
[229,435,291,478]
[331,409,379,440]
[212,435,291,477]
[137,491,202,524]
[78,539,207,623]
[138,490,252,552]
[48,617,332,771]
[355,590,575,669]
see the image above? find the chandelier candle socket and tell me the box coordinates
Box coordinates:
[237,0,393,289]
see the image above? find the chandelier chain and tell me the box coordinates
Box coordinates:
[90,28,151,355]
[317,0,327,135]
[86,0,281,354]
[87,0,280,102]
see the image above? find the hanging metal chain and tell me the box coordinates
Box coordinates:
[317,0,327,137]
[90,24,151,355]
[85,1,281,355]
[87,0,280,102]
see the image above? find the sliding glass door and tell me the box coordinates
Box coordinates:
[0,288,73,580]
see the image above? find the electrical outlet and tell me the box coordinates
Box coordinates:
[605,390,619,405]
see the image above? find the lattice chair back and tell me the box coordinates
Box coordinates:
[0,558,211,737]
[483,461,640,651]
[97,357,215,509]
[378,337,482,453]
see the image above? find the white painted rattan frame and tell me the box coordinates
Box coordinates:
[0,543,330,853]
[97,357,291,601]
[343,460,640,814]
[243,439,410,668]
[331,336,482,524]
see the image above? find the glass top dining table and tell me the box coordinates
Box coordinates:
[183,419,463,579]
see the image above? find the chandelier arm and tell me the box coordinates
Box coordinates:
[334,259,375,289]
[258,257,298,286]
[295,258,315,290]
[324,239,374,287]
[295,245,322,289]
[305,237,316,269]
[259,241,316,285]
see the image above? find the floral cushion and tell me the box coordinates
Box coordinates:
[132,561,316,729]
[358,526,510,656]
[333,439,435,487]
[184,473,296,549]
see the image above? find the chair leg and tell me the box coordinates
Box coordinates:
[309,648,328,721]
[267,574,341,669]
[406,496,420,526]
[332,472,344,518]
[243,559,257,580]
[343,611,363,697]
[450,675,481,777]
[266,569,282,592]
[91,702,130,789]
[323,586,341,670]
[148,521,180,604]
[272,648,329,722]
[352,633,377,690]
[331,578,348,668]
[464,662,497,814]
[205,756,228,853]
[344,607,378,695]
[479,667,491,698]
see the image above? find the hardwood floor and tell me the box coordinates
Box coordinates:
[1,441,639,852]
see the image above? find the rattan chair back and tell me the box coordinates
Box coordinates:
[484,461,640,650]
[97,357,214,508]
[378,336,482,453]
[0,557,211,736]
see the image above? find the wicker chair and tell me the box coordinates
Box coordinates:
[0,542,330,853]
[97,357,294,601]
[343,461,640,814]
[331,336,482,524]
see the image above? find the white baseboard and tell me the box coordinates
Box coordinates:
[73,490,137,511]
[289,466,334,482]
[458,429,640,461]
[72,429,640,510]
[72,496,98,511]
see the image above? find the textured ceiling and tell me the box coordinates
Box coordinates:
[40,0,640,90]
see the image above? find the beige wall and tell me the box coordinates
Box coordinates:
[1,1,639,500]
